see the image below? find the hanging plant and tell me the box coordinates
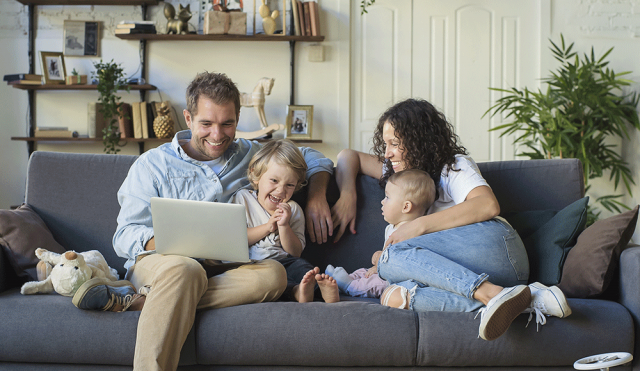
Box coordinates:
[485,35,640,224]
[92,59,129,154]
[360,0,375,15]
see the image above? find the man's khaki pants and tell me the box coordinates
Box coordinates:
[127,254,286,371]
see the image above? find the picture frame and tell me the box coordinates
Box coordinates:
[63,20,100,57]
[285,105,313,140]
[39,51,67,85]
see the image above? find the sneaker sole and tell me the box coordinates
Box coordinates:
[72,277,135,308]
[531,283,572,318]
[480,286,531,341]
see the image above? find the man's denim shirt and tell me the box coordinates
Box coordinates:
[113,130,334,271]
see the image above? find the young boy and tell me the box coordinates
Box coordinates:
[326,169,436,298]
[232,139,339,303]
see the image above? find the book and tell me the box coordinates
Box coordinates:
[36,126,68,131]
[118,103,134,138]
[119,20,155,25]
[297,0,306,36]
[140,101,149,138]
[291,0,301,36]
[131,102,143,139]
[311,1,320,36]
[87,102,110,138]
[8,79,43,85]
[3,73,42,82]
[34,129,74,138]
[303,2,312,37]
[116,23,157,30]
[115,28,157,35]
[308,0,318,36]
[146,101,156,138]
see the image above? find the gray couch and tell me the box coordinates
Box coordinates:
[1,151,638,370]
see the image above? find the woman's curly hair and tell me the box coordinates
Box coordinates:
[372,98,467,187]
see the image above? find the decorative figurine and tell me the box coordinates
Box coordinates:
[258,0,279,35]
[165,3,192,34]
[153,102,175,139]
[240,77,275,129]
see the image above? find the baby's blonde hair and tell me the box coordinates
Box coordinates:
[387,169,436,215]
[247,139,308,191]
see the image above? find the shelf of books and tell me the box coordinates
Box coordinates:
[16,0,157,5]
[115,34,324,42]
[10,84,157,91]
[11,137,323,144]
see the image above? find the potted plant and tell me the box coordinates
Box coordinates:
[485,35,640,224]
[92,60,129,154]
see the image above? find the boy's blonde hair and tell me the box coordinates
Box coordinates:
[388,169,436,214]
[247,139,308,191]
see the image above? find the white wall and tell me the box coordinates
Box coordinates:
[1,0,639,241]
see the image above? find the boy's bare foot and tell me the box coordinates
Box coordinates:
[294,267,319,303]
[316,273,340,303]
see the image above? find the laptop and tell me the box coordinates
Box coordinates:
[150,197,251,262]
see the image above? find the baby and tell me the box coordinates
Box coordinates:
[326,169,436,298]
[232,139,339,303]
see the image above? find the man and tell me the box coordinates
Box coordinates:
[72,72,334,370]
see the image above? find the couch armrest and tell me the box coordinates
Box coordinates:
[619,244,640,370]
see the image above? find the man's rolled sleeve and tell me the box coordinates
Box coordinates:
[299,147,334,179]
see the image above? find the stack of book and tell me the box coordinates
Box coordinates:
[115,20,157,35]
[291,0,320,36]
[34,126,74,138]
[4,73,43,85]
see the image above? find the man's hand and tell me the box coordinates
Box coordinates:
[305,196,332,244]
[305,172,332,244]
[330,194,357,243]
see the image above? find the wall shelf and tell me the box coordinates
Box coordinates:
[11,84,157,91]
[116,34,324,42]
[12,137,323,144]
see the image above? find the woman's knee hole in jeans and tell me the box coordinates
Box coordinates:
[380,284,410,309]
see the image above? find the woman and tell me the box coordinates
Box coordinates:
[330,98,570,341]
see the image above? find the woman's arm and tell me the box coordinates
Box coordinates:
[331,149,384,242]
[384,185,500,247]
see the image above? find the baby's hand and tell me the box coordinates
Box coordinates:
[276,203,292,227]
[365,265,378,278]
[371,250,383,266]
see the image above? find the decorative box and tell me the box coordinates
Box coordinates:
[203,10,247,35]
[65,75,87,85]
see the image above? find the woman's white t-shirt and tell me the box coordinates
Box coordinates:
[384,154,489,215]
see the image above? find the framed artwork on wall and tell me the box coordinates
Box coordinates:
[63,21,100,57]
[39,51,66,85]
[285,105,313,140]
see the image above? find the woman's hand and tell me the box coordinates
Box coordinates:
[384,218,425,248]
[330,193,357,243]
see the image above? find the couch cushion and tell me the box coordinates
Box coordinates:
[195,301,417,367]
[0,204,66,281]
[416,299,633,367]
[505,197,588,285]
[558,205,639,298]
[0,289,138,365]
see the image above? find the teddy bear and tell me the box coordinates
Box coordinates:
[20,248,119,297]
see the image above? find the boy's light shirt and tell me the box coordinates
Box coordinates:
[113,130,333,271]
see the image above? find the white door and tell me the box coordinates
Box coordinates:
[352,0,549,161]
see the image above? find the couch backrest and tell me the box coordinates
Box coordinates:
[24,152,584,277]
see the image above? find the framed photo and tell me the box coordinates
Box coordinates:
[39,51,66,85]
[285,105,313,139]
[63,21,100,57]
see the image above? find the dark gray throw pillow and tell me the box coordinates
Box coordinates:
[505,197,589,286]
[558,205,639,298]
[0,204,66,281]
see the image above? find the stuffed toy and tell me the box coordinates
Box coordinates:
[20,248,119,297]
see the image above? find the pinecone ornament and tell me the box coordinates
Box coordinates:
[153,102,175,139]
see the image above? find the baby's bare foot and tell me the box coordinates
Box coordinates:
[316,273,340,303]
[295,268,319,303]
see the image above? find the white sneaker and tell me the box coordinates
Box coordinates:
[476,285,531,341]
[524,282,572,331]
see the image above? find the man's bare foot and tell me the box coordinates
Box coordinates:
[293,267,319,303]
[316,273,340,303]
